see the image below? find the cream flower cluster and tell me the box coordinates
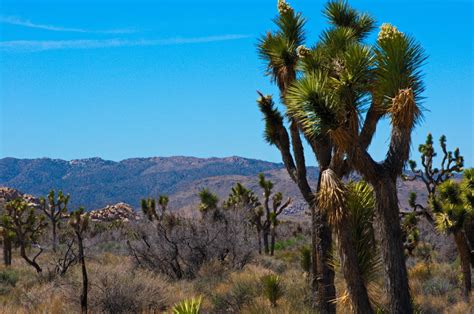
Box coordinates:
[378,23,403,42]
[296,45,311,58]
[277,0,293,15]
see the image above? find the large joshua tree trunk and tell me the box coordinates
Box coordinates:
[373,176,413,313]
[453,230,472,299]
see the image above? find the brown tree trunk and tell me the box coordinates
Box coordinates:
[77,233,88,314]
[336,218,374,314]
[263,229,270,255]
[20,245,42,273]
[453,230,472,299]
[52,222,57,253]
[313,211,336,314]
[270,226,276,256]
[3,237,12,266]
[373,177,413,314]
[257,227,262,255]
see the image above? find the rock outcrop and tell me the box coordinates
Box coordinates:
[89,202,139,222]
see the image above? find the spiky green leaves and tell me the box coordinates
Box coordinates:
[198,189,219,213]
[433,170,474,234]
[374,24,426,107]
[286,72,339,138]
[257,94,285,146]
[69,207,89,234]
[259,173,274,198]
[258,0,305,91]
[324,0,375,40]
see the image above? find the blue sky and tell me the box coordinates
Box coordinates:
[1,0,472,166]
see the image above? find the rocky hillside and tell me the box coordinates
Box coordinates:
[0,156,426,214]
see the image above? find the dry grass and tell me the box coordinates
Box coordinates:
[0,237,472,313]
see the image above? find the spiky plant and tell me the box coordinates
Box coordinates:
[257,1,336,310]
[1,199,47,273]
[258,173,291,255]
[258,1,427,311]
[39,189,69,252]
[198,189,219,214]
[432,171,473,298]
[262,274,284,307]
[329,181,382,310]
[318,170,374,313]
[172,297,202,314]
[224,183,264,253]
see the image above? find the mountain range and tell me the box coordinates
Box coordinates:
[0,156,426,215]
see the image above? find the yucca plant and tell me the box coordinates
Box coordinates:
[432,169,473,299]
[262,274,284,307]
[329,181,382,311]
[172,297,202,314]
[258,1,426,312]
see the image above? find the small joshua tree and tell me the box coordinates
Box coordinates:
[69,208,90,314]
[402,134,465,256]
[1,199,47,273]
[198,189,219,213]
[431,169,473,299]
[258,173,291,255]
[141,195,170,222]
[404,134,464,220]
[39,190,70,252]
[224,183,264,253]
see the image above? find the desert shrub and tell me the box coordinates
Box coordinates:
[422,277,456,296]
[208,266,263,312]
[262,274,284,307]
[254,255,286,274]
[128,209,256,279]
[172,297,202,314]
[0,268,19,295]
[88,264,167,313]
[299,246,311,274]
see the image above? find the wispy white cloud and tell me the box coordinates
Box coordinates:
[0,35,252,52]
[0,16,136,34]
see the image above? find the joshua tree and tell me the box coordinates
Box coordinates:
[142,195,169,221]
[224,182,264,253]
[257,1,336,309]
[404,134,464,221]
[158,195,169,214]
[69,208,90,314]
[258,174,291,255]
[198,189,219,213]
[0,199,47,273]
[0,226,13,266]
[431,170,473,299]
[258,0,427,311]
[39,190,70,252]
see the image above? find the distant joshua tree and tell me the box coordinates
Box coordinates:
[1,199,47,273]
[69,208,90,314]
[258,173,291,256]
[39,190,70,252]
[224,175,291,256]
[141,195,169,221]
